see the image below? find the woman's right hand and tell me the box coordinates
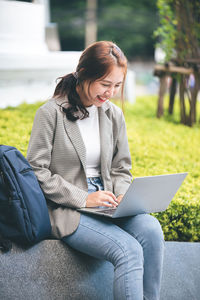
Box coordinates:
[86,191,118,208]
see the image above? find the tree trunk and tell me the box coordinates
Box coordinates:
[190,73,200,125]
[85,0,97,48]
[179,75,187,124]
[169,77,177,115]
[157,75,167,118]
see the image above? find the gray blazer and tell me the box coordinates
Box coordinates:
[27,98,132,239]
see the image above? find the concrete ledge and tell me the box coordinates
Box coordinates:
[161,241,200,300]
[0,241,200,300]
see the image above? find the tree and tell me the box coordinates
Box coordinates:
[50,0,158,60]
[154,0,200,126]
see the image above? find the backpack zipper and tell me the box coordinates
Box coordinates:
[20,168,32,174]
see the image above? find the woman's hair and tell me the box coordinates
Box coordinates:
[53,41,127,121]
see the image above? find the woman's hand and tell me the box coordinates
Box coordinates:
[86,191,118,208]
[117,194,124,203]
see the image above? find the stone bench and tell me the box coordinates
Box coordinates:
[0,241,200,300]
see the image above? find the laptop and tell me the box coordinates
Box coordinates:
[77,173,188,218]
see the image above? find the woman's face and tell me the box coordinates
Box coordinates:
[77,65,125,107]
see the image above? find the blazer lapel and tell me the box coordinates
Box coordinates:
[98,104,113,175]
[63,116,87,173]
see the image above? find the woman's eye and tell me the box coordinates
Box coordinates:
[101,83,121,88]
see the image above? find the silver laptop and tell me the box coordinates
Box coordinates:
[78,173,188,218]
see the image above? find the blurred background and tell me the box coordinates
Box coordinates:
[50,0,159,95]
[0,0,159,108]
[50,0,157,59]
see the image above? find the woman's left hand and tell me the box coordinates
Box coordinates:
[117,194,124,203]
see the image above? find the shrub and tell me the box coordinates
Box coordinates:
[0,96,200,241]
[124,96,200,241]
[154,200,200,241]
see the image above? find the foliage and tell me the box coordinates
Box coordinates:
[0,103,40,155]
[154,0,200,127]
[97,1,158,59]
[153,201,200,242]
[153,0,177,61]
[123,96,200,241]
[0,96,200,241]
[50,0,158,59]
[154,0,200,61]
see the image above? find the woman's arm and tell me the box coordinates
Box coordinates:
[110,110,132,197]
[27,105,88,209]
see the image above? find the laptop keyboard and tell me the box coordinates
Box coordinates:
[95,208,117,215]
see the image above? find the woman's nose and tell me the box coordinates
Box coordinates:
[105,87,114,98]
[105,91,110,97]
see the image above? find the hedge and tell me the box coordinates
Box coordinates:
[0,96,200,241]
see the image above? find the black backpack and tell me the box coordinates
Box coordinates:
[0,145,52,252]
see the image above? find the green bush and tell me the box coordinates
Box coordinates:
[154,200,200,242]
[0,96,200,241]
[124,96,200,241]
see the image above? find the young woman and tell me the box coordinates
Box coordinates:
[27,41,164,300]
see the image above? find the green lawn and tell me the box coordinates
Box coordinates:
[124,96,200,241]
[0,96,200,241]
[125,96,200,203]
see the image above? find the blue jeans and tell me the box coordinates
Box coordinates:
[62,177,164,300]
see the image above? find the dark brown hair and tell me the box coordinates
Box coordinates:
[53,41,127,121]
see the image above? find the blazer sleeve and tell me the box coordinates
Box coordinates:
[27,105,87,209]
[110,110,132,197]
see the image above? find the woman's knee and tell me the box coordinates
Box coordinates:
[126,214,164,245]
[113,236,144,267]
[145,215,164,239]
[138,214,164,248]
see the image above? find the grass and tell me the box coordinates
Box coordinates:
[0,102,40,154]
[123,96,200,205]
[121,95,200,241]
[0,95,200,241]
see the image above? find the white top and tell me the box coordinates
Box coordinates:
[77,105,101,177]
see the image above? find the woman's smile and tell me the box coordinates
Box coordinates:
[97,95,108,102]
